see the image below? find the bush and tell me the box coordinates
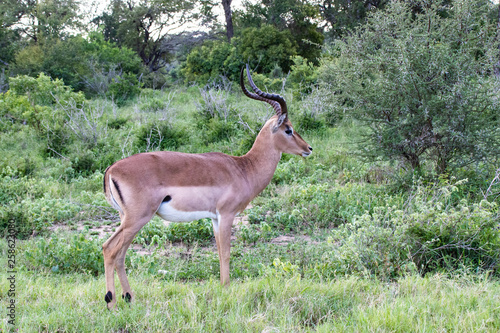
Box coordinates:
[23,232,108,276]
[135,218,214,246]
[11,35,144,97]
[320,179,499,279]
[320,0,500,174]
[182,40,241,83]
[248,182,395,231]
[0,195,80,239]
[135,121,186,152]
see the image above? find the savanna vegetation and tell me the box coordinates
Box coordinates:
[1,0,499,331]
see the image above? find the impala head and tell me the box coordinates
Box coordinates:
[240,64,313,157]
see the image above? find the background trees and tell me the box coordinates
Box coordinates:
[1,0,499,175]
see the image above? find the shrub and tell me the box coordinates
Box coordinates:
[135,121,186,152]
[0,195,80,239]
[182,40,241,83]
[320,179,499,279]
[320,0,500,174]
[23,232,108,276]
[107,72,141,106]
[135,218,214,246]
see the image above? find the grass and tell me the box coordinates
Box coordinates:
[1,80,499,332]
[1,271,498,332]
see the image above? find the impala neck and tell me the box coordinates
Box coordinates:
[240,125,282,197]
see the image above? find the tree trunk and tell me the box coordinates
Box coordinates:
[496,3,500,78]
[222,0,234,42]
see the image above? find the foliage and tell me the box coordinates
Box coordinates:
[93,0,216,72]
[11,36,144,97]
[0,172,80,238]
[239,222,272,245]
[237,24,298,73]
[318,0,388,39]
[135,218,214,246]
[181,40,241,83]
[23,232,107,276]
[135,121,186,152]
[234,0,324,65]
[320,0,500,173]
[322,179,499,279]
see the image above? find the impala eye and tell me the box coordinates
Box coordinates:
[285,127,293,136]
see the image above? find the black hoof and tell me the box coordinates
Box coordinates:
[122,292,132,303]
[104,291,113,303]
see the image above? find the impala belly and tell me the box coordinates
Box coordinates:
[155,186,219,222]
[156,202,216,222]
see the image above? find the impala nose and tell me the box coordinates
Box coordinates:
[308,146,313,151]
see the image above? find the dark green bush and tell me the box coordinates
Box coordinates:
[135,218,214,246]
[321,180,499,279]
[320,0,500,174]
[135,121,186,152]
[23,232,108,276]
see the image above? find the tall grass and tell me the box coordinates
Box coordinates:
[0,270,498,332]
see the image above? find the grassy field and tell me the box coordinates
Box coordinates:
[1,80,499,332]
[1,264,499,332]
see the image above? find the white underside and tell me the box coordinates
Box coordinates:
[156,202,217,222]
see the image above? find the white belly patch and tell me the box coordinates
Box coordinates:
[156,202,216,222]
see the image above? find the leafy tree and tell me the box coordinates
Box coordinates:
[93,0,216,72]
[316,0,387,39]
[320,0,500,174]
[182,40,239,83]
[2,0,81,44]
[237,24,297,73]
[234,0,324,65]
[11,35,144,97]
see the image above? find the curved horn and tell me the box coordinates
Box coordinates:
[240,65,288,127]
[245,64,288,117]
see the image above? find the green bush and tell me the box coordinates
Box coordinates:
[0,195,80,239]
[9,73,84,107]
[11,35,144,96]
[135,218,214,246]
[239,222,273,245]
[23,232,108,276]
[182,40,241,83]
[319,0,500,174]
[237,25,297,73]
[320,180,499,279]
[248,182,394,231]
[135,121,186,152]
[107,72,141,106]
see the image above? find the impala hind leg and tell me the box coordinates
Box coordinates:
[102,225,123,309]
[114,220,151,305]
[102,215,151,309]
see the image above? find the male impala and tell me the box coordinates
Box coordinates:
[102,65,312,309]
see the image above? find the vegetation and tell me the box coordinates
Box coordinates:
[0,0,499,331]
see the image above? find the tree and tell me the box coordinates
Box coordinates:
[3,0,81,44]
[93,0,216,72]
[316,0,387,39]
[221,0,234,42]
[321,0,500,173]
[234,0,324,66]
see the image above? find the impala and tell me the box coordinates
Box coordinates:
[102,65,312,309]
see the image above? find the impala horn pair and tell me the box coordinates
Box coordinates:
[240,64,288,128]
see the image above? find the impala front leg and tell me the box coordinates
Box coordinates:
[214,213,235,286]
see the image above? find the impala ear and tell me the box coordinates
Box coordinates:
[272,114,287,133]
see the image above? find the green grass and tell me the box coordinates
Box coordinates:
[1,271,498,332]
[1,81,499,332]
